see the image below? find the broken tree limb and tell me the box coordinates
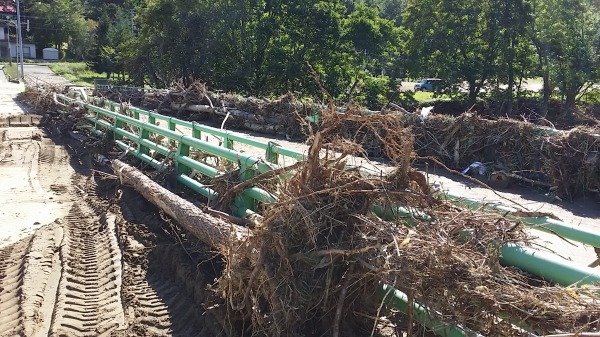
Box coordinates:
[111,159,251,248]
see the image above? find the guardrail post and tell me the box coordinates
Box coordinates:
[238,163,256,182]
[192,123,201,139]
[93,110,101,131]
[138,126,150,155]
[168,117,176,131]
[266,142,278,164]
[114,117,124,140]
[233,195,255,216]
[237,163,257,210]
[223,136,234,150]
[177,142,191,175]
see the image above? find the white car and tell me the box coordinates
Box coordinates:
[414,78,445,92]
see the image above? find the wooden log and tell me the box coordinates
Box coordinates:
[111,159,251,248]
[170,102,213,113]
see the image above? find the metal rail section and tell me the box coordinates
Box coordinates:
[443,194,600,249]
[57,93,600,337]
[84,95,600,249]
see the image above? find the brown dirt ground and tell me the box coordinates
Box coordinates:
[0,124,225,337]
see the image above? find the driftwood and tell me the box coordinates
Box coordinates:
[170,102,213,113]
[111,159,251,248]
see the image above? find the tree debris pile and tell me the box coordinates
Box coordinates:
[213,106,600,337]
[406,113,600,199]
[17,85,61,114]
[334,109,600,199]
[96,82,600,199]
[96,81,313,138]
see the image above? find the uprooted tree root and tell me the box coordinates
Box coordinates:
[216,105,600,337]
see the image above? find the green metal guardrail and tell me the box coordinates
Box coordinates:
[58,92,600,285]
[85,96,599,249]
[443,194,600,249]
[88,96,306,164]
[58,93,600,337]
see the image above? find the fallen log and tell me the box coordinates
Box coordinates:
[111,159,251,248]
[170,102,213,113]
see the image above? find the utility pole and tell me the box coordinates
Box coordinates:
[15,0,24,80]
[7,21,12,67]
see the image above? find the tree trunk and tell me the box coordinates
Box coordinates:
[561,90,577,119]
[505,34,515,116]
[468,80,478,106]
[111,159,251,249]
[541,70,550,117]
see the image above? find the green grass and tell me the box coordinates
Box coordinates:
[413,91,434,102]
[1,63,18,80]
[413,91,453,103]
[48,62,106,86]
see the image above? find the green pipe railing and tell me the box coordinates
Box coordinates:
[377,284,482,337]
[500,243,600,286]
[443,194,600,248]
[59,94,277,216]
[88,97,306,164]
[86,95,598,248]
[61,93,600,285]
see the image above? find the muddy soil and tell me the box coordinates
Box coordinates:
[0,125,225,337]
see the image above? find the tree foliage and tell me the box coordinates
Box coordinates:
[22,0,600,114]
[29,0,93,59]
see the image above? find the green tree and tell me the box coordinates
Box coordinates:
[530,0,600,118]
[130,0,401,105]
[489,0,533,115]
[403,0,493,103]
[343,4,402,105]
[93,5,135,80]
[30,0,93,59]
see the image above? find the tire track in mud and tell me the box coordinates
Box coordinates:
[0,222,64,337]
[0,202,125,337]
[115,190,218,337]
[49,202,124,336]
[0,237,33,336]
[1,163,222,336]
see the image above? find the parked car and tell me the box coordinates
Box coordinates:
[414,78,446,92]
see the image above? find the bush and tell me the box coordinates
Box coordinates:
[356,74,389,110]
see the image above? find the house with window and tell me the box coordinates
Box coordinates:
[1,3,36,59]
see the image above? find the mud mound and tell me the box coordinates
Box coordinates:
[0,176,224,337]
[113,184,225,336]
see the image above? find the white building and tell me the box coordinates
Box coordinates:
[1,4,36,59]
